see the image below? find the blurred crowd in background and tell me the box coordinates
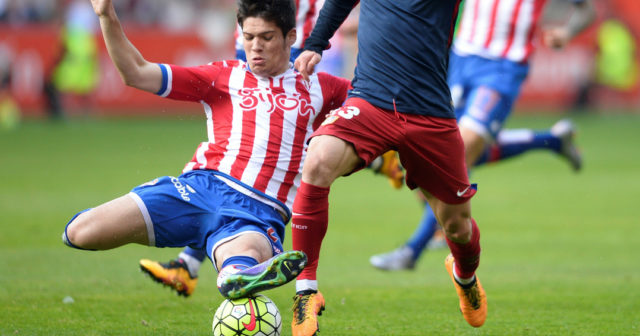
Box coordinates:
[0,0,235,30]
[0,0,638,125]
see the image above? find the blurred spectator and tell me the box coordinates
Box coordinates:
[594,19,638,90]
[43,0,99,119]
[0,0,235,29]
[573,10,639,110]
[0,0,56,25]
[0,44,19,129]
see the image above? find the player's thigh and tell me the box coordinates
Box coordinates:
[304,135,361,186]
[310,97,403,176]
[68,194,148,249]
[132,172,232,249]
[459,126,490,165]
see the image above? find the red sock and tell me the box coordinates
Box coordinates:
[291,181,330,280]
[445,218,481,279]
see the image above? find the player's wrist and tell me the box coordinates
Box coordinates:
[97,5,118,21]
[302,40,326,57]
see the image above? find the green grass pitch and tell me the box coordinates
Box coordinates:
[1,113,639,335]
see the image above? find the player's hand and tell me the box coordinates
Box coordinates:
[542,27,571,50]
[294,50,322,82]
[90,0,113,17]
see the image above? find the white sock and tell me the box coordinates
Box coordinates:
[216,265,243,288]
[369,156,383,171]
[295,279,318,293]
[178,251,203,277]
[452,261,475,285]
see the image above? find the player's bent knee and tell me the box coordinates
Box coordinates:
[302,160,334,185]
[216,232,273,264]
[302,151,352,186]
[441,217,473,244]
[62,209,96,251]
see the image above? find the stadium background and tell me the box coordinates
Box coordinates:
[1,1,639,335]
[0,0,639,118]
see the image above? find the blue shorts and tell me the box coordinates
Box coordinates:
[448,51,529,140]
[129,170,285,261]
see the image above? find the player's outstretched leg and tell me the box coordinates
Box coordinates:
[444,254,487,327]
[291,290,325,336]
[551,119,582,171]
[139,258,198,297]
[219,250,307,299]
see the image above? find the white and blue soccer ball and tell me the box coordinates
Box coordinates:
[212,294,281,336]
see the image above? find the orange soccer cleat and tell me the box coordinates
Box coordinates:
[139,258,198,297]
[444,253,487,327]
[374,151,404,189]
[291,290,325,336]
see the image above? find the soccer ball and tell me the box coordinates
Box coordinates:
[212,294,281,336]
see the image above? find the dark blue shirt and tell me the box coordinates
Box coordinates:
[304,0,461,118]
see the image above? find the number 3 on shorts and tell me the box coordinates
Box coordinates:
[321,106,360,126]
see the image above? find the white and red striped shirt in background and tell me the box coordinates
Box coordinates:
[454,0,564,63]
[157,61,349,213]
[234,0,319,53]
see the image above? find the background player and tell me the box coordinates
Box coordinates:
[63,0,352,300]
[370,0,596,271]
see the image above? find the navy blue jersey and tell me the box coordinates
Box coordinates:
[305,0,461,118]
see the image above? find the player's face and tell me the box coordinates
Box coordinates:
[242,17,296,77]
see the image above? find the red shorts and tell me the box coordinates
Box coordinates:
[312,97,476,204]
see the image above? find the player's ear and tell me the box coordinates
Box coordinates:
[286,28,297,48]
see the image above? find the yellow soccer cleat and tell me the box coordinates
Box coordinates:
[374,151,404,189]
[444,254,487,327]
[291,290,325,336]
[139,258,198,297]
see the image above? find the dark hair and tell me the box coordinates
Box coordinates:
[237,0,296,37]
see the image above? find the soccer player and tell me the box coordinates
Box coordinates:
[136,0,322,299]
[137,1,404,298]
[370,0,596,272]
[63,0,352,301]
[288,0,486,333]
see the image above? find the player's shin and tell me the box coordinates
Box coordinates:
[291,181,329,283]
[445,218,481,280]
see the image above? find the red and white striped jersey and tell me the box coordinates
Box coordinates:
[157,60,349,213]
[454,0,551,62]
[234,0,319,52]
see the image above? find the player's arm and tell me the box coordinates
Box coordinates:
[543,0,596,49]
[294,0,359,81]
[90,0,162,93]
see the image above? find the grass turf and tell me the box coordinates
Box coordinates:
[0,113,639,335]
